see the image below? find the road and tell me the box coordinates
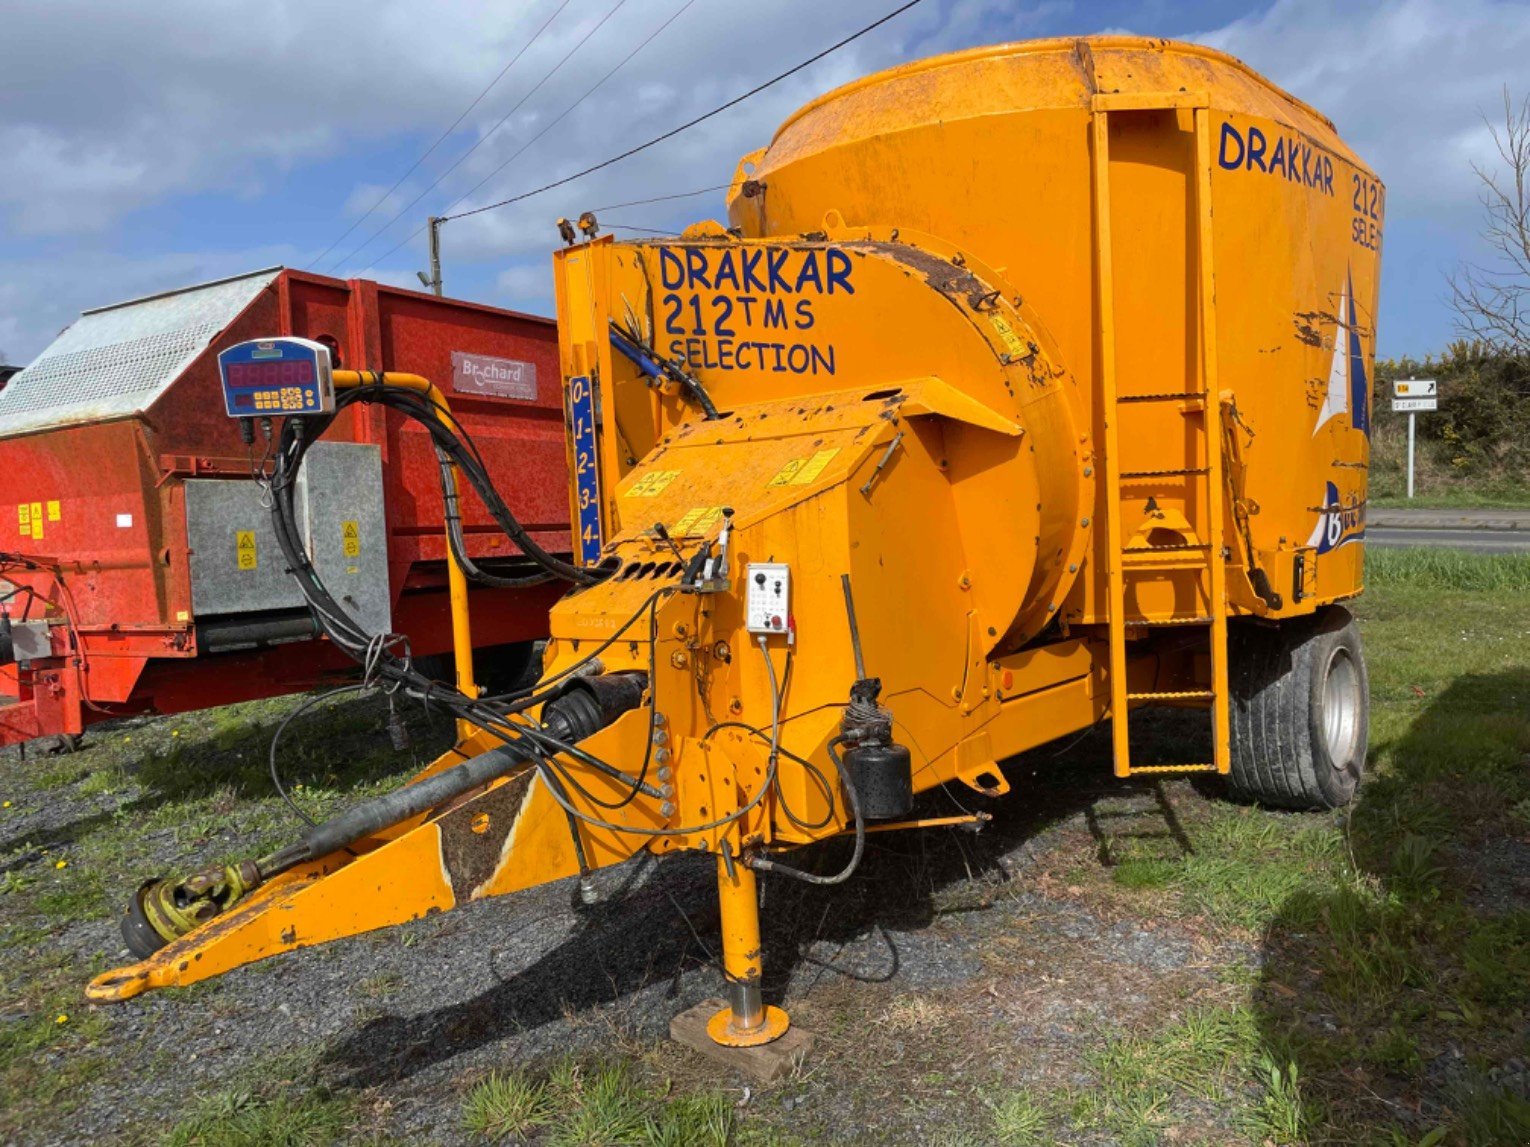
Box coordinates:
[1367,508,1530,554]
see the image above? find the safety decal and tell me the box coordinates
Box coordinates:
[236,530,258,570]
[341,520,361,557]
[46,501,60,522]
[989,314,1029,359]
[767,448,839,488]
[16,504,33,540]
[671,506,726,536]
[15,502,46,541]
[623,470,680,498]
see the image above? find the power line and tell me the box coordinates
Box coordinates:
[365,0,700,269]
[437,0,699,220]
[330,0,630,272]
[444,0,927,224]
[307,0,572,269]
[587,183,734,213]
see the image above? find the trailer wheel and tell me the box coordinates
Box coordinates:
[1228,606,1367,810]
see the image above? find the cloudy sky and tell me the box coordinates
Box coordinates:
[2,0,1527,364]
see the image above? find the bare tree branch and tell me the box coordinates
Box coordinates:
[1450,87,1530,352]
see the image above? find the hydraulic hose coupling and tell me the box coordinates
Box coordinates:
[122,860,262,957]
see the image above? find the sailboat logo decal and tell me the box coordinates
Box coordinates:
[1313,267,1370,437]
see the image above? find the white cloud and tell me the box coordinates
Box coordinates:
[5,0,1523,361]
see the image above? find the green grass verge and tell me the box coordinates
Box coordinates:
[1071,559,1530,1144]
[1365,546,1530,592]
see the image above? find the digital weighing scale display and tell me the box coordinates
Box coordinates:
[217,337,336,418]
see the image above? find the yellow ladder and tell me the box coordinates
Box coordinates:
[1091,95,1231,779]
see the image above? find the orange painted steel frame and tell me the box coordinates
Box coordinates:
[0,271,567,746]
[86,39,1379,1050]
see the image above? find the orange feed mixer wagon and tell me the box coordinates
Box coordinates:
[84,38,1382,1057]
[0,269,569,749]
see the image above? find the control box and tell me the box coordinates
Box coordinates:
[746,562,790,635]
[217,337,335,418]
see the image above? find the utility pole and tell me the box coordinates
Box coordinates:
[418,216,445,297]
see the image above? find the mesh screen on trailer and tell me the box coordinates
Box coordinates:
[0,268,281,438]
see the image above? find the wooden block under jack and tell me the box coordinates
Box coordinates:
[669,998,815,1083]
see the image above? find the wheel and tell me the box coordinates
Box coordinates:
[1228,606,1368,810]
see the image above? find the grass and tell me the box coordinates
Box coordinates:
[1364,545,1530,592]
[2,550,1528,1143]
[1075,549,1530,1144]
[1369,488,1530,509]
[164,1087,354,1147]
[460,1058,734,1145]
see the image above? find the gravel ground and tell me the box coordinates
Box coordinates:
[1,699,1256,1145]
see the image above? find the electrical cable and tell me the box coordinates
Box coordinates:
[269,683,369,827]
[443,0,927,224]
[749,736,865,885]
[586,183,734,213]
[308,0,574,269]
[703,721,836,832]
[363,0,699,270]
[436,0,699,224]
[336,0,648,271]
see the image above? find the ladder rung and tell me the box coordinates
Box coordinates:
[1120,467,1209,480]
[1117,393,1207,408]
[1124,542,1210,554]
[1124,616,1212,627]
[1127,689,1215,701]
[1121,555,1211,573]
[1124,763,1221,775]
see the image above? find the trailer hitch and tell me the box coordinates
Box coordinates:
[118,672,648,957]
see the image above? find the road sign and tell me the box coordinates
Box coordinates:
[1392,379,1440,500]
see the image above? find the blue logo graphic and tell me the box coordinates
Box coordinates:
[1306,480,1366,554]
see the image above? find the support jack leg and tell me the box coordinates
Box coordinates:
[669,851,813,1081]
[706,853,789,1048]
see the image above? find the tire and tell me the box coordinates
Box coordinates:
[1227,606,1368,810]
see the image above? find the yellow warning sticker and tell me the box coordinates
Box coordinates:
[671,506,725,536]
[623,469,680,498]
[16,505,29,529]
[46,500,60,522]
[990,314,1029,359]
[767,448,840,488]
[341,519,361,558]
[236,530,257,570]
[28,503,42,540]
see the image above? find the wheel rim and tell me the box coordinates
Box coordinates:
[1321,646,1361,768]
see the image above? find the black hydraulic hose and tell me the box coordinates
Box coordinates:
[439,458,555,588]
[748,736,865,886]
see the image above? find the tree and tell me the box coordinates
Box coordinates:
[1450,89,1530,353]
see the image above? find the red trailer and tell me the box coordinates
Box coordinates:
[0,268,569,748]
